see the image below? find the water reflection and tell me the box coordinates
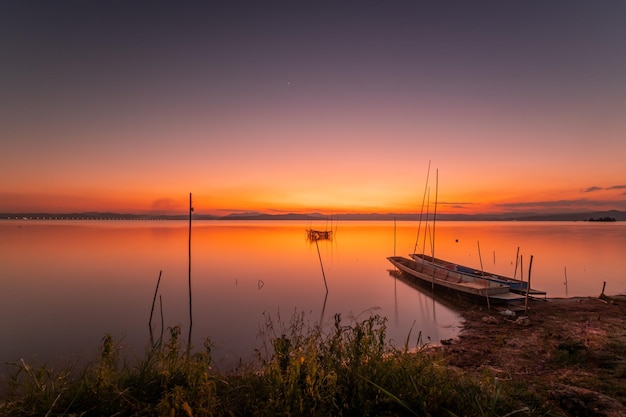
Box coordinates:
[1,220,624,370]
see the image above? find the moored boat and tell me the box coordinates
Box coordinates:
[409,253,546,297]
[387,255,526,305]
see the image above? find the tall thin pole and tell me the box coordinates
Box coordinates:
[431,169,438,291]
[477,241,490,309]
[421,187,431,255]
[477,241,484,276]
[414,160,431,254]
[513,247,520,279]
[187,192,193,353]
[393,216,397,257]
[525,255,534,315]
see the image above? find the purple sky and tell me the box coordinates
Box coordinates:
[2,1,626,214]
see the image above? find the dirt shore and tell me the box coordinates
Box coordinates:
[438,295,626,416]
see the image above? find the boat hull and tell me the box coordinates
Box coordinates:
[388,256,525,305]
[409,253,545,297]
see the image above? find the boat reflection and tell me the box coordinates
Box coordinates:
[388,268,463,313]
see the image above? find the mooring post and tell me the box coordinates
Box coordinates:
[525,255,534,316]
[187,192,193,354]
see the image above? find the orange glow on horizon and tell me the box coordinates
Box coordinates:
[2,167,625,216]
[2,2,626,219]
[3,188,623,217]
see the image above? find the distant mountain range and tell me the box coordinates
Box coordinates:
[3,210,626,221]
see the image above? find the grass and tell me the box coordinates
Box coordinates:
[2,313,535,416]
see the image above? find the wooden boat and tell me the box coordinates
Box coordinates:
[409,253,545,297]
[387,256,526,305]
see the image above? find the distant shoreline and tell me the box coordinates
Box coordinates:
[2,210,625,222]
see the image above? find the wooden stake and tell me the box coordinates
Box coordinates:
[525,255,534,316]
[393,216,396,256]
[477,241,490,309]
[600,281,610,303]
[513,247,520,280]
[477,241,484,276]
[187,192,193,354]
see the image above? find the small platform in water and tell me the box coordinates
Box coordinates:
[306,228,333,241]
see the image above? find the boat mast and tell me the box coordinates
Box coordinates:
[422,188,431,256]
[413,160,431,255]
[431,169,438,290]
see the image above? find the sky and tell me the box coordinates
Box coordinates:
[2,1,626,216]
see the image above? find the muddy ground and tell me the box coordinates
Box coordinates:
[437,295,626,416]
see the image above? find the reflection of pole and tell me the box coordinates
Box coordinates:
[393,274,398,325]
[319,291,328,325]
[315,239,328,293]
[149,270,163,348]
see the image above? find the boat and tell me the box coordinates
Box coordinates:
[387,255,526,305]
[409,253,546,297]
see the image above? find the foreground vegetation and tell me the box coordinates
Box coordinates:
[3,313,537,416]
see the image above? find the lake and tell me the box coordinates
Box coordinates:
[1,219,625,371]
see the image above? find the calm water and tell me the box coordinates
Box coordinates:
[1,220,625,370]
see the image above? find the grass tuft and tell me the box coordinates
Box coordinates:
[2,314,529,416]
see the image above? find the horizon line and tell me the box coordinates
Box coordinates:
[2,209,625,221]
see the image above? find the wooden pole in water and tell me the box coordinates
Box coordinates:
[564,266,569,297]
[477,241,485,276]
[393,216,396,256]
[187,192,193,354]
[513,247,520,279]
[477,241,490,309]
[525,255,534,316]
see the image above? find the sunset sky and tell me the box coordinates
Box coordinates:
[2,1,625,216]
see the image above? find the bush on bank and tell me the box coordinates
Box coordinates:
[1,313,530,416]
